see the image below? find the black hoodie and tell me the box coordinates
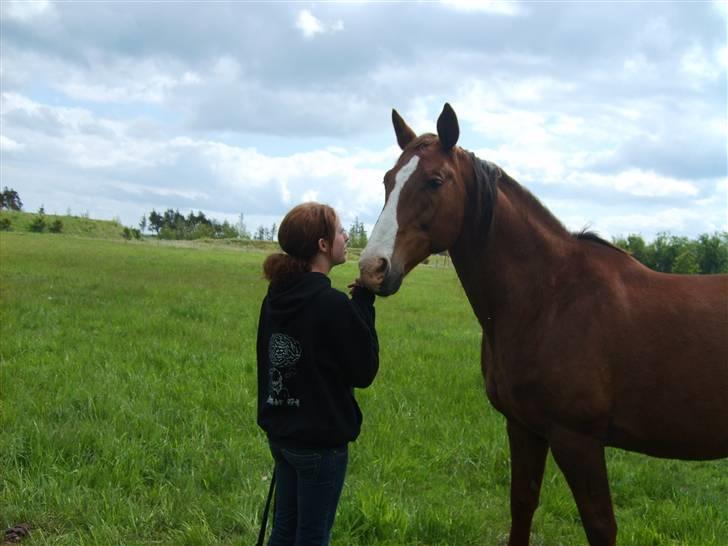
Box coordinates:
[256,272,379,448]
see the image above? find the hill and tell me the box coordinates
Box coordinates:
[0,210,127,239]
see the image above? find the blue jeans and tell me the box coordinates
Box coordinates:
[267,441,349,546]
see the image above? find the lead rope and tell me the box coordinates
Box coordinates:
[256,468,276,546]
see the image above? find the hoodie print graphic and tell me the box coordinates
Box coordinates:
[267,333,302,407]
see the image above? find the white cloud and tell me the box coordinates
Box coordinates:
[2,0,53,22]
[200,140,389,215]
[1,92,40,115]
[681,44,722,82]
[56,58,202,104]
[714,0,728,18]
[570,169,699,198]
[296,10,323,38]
[440,0,522,16]
[211,56,240,82]
[2,91,391,223]
[602,208,714,236]
[2,92,174,168]
[717,46,728,70]
[0,134,23,151]
[623,54,656,78]
[637,17,674,53]
[109,180,208,202]
[295,9,343,39]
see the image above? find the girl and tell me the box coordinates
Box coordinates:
[257,202,379,545]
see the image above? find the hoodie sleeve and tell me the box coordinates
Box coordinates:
[324,288,379,389]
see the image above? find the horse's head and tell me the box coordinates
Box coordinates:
[359,103,468,295]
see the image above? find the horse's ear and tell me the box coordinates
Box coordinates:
[437,103,459,150]
[392,109,416,150]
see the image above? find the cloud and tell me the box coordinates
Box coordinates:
[570,169,699,198]
[295,9,343,39]
[2,0,53,22]
[439,0,522,16]
[1,91,392,229]
[680,43,725,82]
[714,0,728,18]
[602,208,721,237]
[59,71,201,105]
[0,134,23,151]
[1,2,724,242]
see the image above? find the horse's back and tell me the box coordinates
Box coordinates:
[607,264,728,459]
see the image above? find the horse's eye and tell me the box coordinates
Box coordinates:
[426,178,443,190]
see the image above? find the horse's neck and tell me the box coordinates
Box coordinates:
[450,171,572,328]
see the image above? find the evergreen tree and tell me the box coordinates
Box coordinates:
[348,217,368,248]
[0,187,23,211]
[148,210,163,234]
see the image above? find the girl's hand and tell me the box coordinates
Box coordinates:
[348,278,363,296]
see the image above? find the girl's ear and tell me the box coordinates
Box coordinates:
[318,237,329,253]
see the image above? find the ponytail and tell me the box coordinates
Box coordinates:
[263,253,311,288]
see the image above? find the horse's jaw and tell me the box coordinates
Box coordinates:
[374,272,403,297]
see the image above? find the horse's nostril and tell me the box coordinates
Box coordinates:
[376,258,388,274]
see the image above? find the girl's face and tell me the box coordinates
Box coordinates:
[331,219,349,265]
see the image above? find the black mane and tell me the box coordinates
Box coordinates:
[468,152,499,242]
[574,229,627,254]
[468,151,626,255]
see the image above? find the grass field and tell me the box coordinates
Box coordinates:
[1,231,726,545]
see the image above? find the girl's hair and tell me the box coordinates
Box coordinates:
[263,202,338,288]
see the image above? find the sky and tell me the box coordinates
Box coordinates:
[1,0,726,241]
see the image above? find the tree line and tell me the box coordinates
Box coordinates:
[2,187,726,271]
[142,209,242,240]
[140,209,370,247]
[612,232,728,274]
[142,209,281,241]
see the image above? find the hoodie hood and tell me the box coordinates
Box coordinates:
[266,272,331,323]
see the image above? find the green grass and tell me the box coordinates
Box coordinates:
[1,232,726,545]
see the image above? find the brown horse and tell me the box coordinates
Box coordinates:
[358,103,728,546]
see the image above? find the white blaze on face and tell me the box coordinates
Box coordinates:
[361,154,420,264]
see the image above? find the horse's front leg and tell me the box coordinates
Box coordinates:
[549,427,617,546]
[506,418,549,546]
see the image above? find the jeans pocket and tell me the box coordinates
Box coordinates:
[281,448,322,481]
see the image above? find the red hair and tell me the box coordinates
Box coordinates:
[263,202,338,287]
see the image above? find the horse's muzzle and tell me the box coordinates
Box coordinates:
[358,255,402,296]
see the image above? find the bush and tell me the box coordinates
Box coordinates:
[122,227,142,240]
[0,217,12,231]
[158,225,179,240]
[49,219,64,233]
[29,216,46,233]
[191,223,215,240]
